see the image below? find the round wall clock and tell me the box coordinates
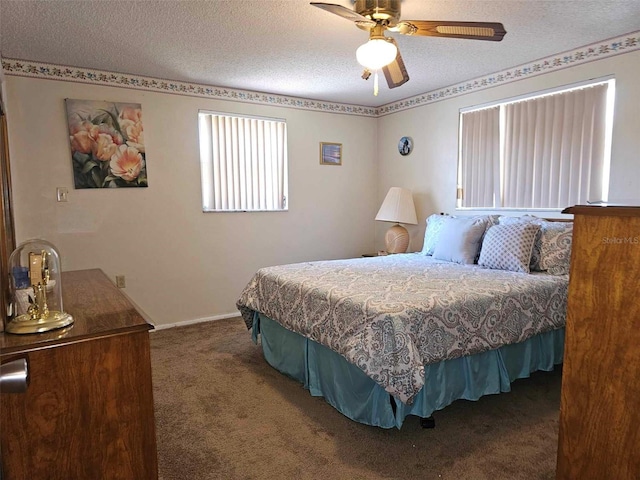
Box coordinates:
[398,136,413,156]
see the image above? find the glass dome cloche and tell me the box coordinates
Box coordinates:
[6,239,73,334]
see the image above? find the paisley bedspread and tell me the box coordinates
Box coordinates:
[236,254,568,404]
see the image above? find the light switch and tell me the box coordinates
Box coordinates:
[56,187,68,202]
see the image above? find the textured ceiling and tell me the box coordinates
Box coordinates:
[1,1,639,107]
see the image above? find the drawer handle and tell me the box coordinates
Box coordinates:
[0,358,30,393]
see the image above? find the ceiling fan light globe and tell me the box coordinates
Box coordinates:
[356,39,397,70]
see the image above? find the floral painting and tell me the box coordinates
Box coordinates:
[65,99,147,188]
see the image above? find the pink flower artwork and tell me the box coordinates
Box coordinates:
[65,99,148,188]
[110,145,145,182]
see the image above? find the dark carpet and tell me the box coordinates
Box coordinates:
[150,317,561,480]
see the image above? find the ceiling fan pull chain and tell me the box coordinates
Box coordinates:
[374,71,379,96]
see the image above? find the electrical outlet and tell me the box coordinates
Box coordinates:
[115,275,126,288]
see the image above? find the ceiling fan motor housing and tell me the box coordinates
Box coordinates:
[355,0,401,24]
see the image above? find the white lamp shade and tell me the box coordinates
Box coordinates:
[375,187,418,225]
[356,38,398,71]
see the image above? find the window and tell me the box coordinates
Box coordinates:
[198,111,288,212]
[458,79,615,210]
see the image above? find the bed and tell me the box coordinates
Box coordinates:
[236,214,572,429]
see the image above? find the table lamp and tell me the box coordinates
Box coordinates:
[375,187,418,253]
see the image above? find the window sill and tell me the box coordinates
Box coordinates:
[454,207,570,219]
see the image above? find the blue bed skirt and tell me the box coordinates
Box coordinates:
[252,313,564,429]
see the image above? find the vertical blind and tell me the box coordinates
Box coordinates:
[199,113,288,211]
[459,106,500,208]
[460,81,611,209]
[502,83,608,208]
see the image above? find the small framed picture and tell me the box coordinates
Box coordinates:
[320,142,342,166]
[398,136,413,156]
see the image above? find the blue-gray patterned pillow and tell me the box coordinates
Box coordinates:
[498,216,573,275]
[420,214,451,256]
[474,214,501,262]
[478,223,540,273]
[499,215,543,268]
[537,222,573,275]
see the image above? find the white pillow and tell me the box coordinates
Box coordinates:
[432,217,488,264]
[478,223,540,273]
[420,214,451,256]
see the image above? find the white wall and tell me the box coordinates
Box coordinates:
[6,77,378,326]
[376,50,640,253]
[7,49,640,326]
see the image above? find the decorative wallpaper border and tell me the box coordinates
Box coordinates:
[377,31,640,116]
[2,31,638,117]
[0,59,378,117]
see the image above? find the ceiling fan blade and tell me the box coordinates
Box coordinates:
[382,40,409,89]
[310,2,376,27]
[393,20,506,41]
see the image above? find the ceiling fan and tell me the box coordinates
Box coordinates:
[311,0,506,94]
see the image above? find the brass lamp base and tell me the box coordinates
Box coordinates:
[6,311,74,335]
[384,224,410,253]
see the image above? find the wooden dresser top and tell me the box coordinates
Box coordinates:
[564,205,640,217]
[1,269,152,355]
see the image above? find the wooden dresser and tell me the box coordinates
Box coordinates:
[556,206,640,479]
[1,269,158,479]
